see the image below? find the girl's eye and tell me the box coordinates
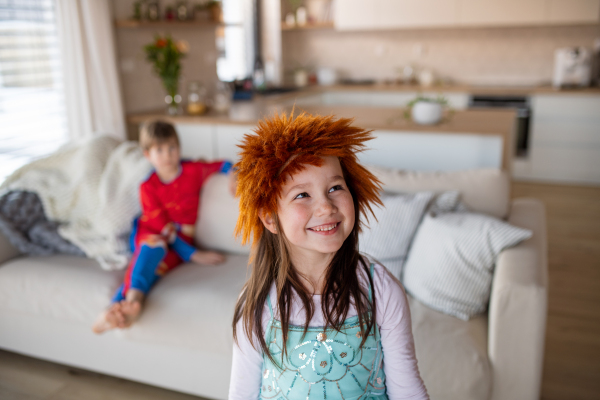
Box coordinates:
[329,185,343,193]
[294,192,309,199]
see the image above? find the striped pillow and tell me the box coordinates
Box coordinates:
[359,192,434,279]
[402,211,532,320]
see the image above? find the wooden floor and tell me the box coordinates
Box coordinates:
[0,181,598,399]
[511,182,600,400]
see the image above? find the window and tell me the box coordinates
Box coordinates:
[216,0,254,82]
[0,0,68,184]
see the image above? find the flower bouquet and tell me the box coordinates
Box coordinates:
[144,35,188,114]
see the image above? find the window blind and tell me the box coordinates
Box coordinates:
[0,0,68,184]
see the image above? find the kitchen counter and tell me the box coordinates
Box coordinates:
[298,83,600,96]
[127,101,516,170]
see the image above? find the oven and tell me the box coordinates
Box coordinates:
[468,95,532,158]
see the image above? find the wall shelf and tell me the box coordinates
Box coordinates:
[281,21,334,31]
[115,19,224,29]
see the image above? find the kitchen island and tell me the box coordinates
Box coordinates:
[127,95,516,172]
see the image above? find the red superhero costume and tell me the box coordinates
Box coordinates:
[113,160,232,302]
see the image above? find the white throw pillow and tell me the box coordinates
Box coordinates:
[359,192,434,278]
[195,174,250,255]
[402,212,532,320]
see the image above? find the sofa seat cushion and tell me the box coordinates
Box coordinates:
[409,295,492,400]
[0,255,123,324]
[118,253,248,355]
[0,253,249,357]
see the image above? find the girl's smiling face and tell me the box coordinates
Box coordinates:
[262,156,355,266]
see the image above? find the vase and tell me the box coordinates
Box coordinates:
[165,93,182,115]
[411,101,443,125]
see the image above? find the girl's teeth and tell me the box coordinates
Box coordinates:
[314,224,336,231]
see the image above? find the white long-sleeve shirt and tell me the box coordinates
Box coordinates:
[229,263,429,400]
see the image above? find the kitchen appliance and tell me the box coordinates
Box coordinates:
[553,47,592,88]
[469,95,531,158]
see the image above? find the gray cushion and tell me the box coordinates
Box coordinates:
[359,191,433,278]
[403,212,532,320]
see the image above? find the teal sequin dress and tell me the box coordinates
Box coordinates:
[259,264,388,400]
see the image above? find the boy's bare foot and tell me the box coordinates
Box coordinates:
[92,303,125,334]
[119,299,142,328]
[190,250,226,265]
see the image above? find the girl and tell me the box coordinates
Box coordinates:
[230,113,429,399]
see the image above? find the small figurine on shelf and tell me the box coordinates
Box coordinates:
[165,5,176,20]
[133,0,143,20]
[177,1,189,21]
[207,1,223,22]
[147,0,160,20]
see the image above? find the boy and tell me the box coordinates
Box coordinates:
[93,120,234,334]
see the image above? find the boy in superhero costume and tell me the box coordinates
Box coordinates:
[93,120,234,333]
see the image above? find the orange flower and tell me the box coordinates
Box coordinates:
[156,38,167,48]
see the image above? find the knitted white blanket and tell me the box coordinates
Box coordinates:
[1,135,152,270]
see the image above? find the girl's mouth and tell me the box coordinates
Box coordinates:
[308,222,340,234]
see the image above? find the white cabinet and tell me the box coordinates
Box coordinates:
[214,124,255,162]
[359,131,503,171]
[175,124,215,160]
[334,0,378,30]
[375,0,457,29]
[513,95,600,185]
[334,0,600,30]
[174,123,255,162]
[457,0,546,26]
[546,0,600,24]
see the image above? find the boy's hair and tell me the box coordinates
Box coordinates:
[233,112,383,366]
[234,112,382,247]
[139,120,180,151]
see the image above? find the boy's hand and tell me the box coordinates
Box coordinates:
[190,250,226,265]
[228,169,238,197]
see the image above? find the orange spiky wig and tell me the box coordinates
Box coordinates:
[234,112,383,246]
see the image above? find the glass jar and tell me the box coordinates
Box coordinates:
[213,81,232,113]
[186,81,207,115]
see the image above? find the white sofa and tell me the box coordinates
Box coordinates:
[0,167,547,400]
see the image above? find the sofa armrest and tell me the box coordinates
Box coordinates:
[488,198,548,400]
[0,231,21,265]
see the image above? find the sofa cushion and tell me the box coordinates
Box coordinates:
[359,191,434,279]
[118,253,248,355]
[403,212,532,320]
[195,174,250,255]
[0,253,249,357]
[0,255,123,324]
[409,295,491,400]
[367,166,510,219]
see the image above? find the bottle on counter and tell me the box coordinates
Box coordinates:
[213,81,233,113]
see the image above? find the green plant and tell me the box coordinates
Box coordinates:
[287,0,303,12]
[403,94,449,119]
[144,35,187,101]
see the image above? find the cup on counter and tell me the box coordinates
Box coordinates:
[317,67,337,86]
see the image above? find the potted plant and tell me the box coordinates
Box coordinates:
[405,94,451,125]
[144,35,188,115]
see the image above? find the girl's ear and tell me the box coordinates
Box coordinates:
[258,210,277,234]
[143,149,150,159]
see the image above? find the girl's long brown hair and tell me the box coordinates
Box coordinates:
[232,163,376,364]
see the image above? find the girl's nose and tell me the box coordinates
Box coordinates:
[315,196,337,216]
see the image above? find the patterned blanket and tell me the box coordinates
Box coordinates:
[0,135,152,270]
